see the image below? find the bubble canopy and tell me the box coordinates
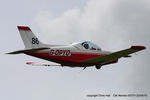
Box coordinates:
[73,41,101,51]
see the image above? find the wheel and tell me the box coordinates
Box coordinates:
[95,64,102,69]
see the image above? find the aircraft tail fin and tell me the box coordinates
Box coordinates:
[18,26,45,49]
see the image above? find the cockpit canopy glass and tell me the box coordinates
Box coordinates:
[80,41,101,51]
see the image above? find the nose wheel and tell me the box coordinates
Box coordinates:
[95,64,102,69]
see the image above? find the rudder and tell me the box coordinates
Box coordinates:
[17,26,45,49]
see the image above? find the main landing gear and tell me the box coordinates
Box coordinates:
[95,64,102,70]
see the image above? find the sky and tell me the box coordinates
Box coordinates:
[0,0,150,100]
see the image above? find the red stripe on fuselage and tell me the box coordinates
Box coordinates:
[25,52,104,66]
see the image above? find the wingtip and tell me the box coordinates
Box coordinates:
[26,62,34,65]
[131,46,146,50]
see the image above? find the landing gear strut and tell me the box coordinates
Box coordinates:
[95,64,102,70]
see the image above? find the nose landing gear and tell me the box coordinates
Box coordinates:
[95,64,102,70]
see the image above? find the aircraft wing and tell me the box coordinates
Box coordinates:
[26,62,61,66]
[83,46,146,64]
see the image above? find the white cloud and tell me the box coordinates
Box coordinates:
[35,0,128,49]
[35,0,150,49]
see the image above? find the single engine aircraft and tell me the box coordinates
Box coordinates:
[7,26,146,69]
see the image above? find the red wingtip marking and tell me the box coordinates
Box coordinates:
[26,62,34,64]
[131,46,146,50]
[17,26,31,31]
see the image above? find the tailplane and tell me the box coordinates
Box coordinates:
[18,26,45,49]
[7,47,49,54]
